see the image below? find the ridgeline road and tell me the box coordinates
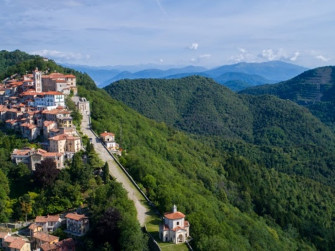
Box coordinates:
[73,96,148,226]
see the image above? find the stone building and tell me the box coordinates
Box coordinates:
[65,213,89,237]
[100,131,119,152]
[75,97,90,116]
[159,205,190,244]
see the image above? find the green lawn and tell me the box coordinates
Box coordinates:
[159,242,188,251]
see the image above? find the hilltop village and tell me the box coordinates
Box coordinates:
[0,69,93,250]
[0,69,89,170]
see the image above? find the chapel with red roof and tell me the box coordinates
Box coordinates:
[159,205,190,244]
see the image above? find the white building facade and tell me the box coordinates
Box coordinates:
[159,205,190,244]
[33,92,65,110]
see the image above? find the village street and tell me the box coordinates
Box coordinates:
[74,96,149,226]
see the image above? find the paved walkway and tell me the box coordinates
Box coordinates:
[74,97,149,226]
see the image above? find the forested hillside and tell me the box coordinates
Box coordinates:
[2,50,335,250]
[79,85,320,250]
[241,66,335,128]
[0,50,38,74]
[105,77,335,187]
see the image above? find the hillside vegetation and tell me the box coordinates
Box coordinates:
[105,77,335,187]
[241,66,335,128]
[79,86,320,250]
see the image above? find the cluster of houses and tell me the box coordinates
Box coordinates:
[0,68,90,170]
[2,68,190,247]
[0,212,88,251]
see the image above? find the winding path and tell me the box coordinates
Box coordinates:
[73,97,149,226]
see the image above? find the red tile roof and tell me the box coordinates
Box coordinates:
[64,74,76,78]
[44,91,63,95]
[100,132,115,137]
[33,232,59,243]
[164,212,185,220]
[49,134,67,141]
[65,213,87,221]
[35,215,60,223]
[0,106,7,112]
[20,122,36,129]
[5,119,17,124]
[66,135,80,140]
[4,235,16,243]
[48,73,65,78]
[29,223,38,230]
[40,242,57,251]
[49,134,79,141]
[0,232,9,238]
[43,120,56,127]
[56,238,75,249]
[41,152,63,157]
[12,148,32,156]
[8,238,27,249]
[42,109,70,115]
[21,90,38,96]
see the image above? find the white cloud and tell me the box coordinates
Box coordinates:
[239,48,246,54]
[230,48,257,63]
[159,58,164,63]
[189,43,199,50]
[290,51,300,61]
[31,49,90,62]
[259,48,301,62]
[260,48,286,61]
[316,55,329,62]
[230,48,301,64]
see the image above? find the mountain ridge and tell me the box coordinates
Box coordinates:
[65,61,307,90]
[241,66,335,128]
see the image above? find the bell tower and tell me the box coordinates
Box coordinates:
[33,68,42,93]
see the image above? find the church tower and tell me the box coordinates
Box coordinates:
[33,68,42,93]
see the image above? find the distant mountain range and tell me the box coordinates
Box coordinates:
[64,61,308,91]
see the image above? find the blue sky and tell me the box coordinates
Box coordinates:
[1,0,334,68]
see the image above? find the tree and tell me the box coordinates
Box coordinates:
[0,169,10,221]
[102,162,110,184]
[93,207,122,249]
[69,153,93,189]
[34,158,59,188]
[19,194,32,222]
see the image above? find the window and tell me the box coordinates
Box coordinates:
[177,222,179,225]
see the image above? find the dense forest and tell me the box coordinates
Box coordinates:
[105,77,335,187]
[2,50,335,250]
[241,66,335,129]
